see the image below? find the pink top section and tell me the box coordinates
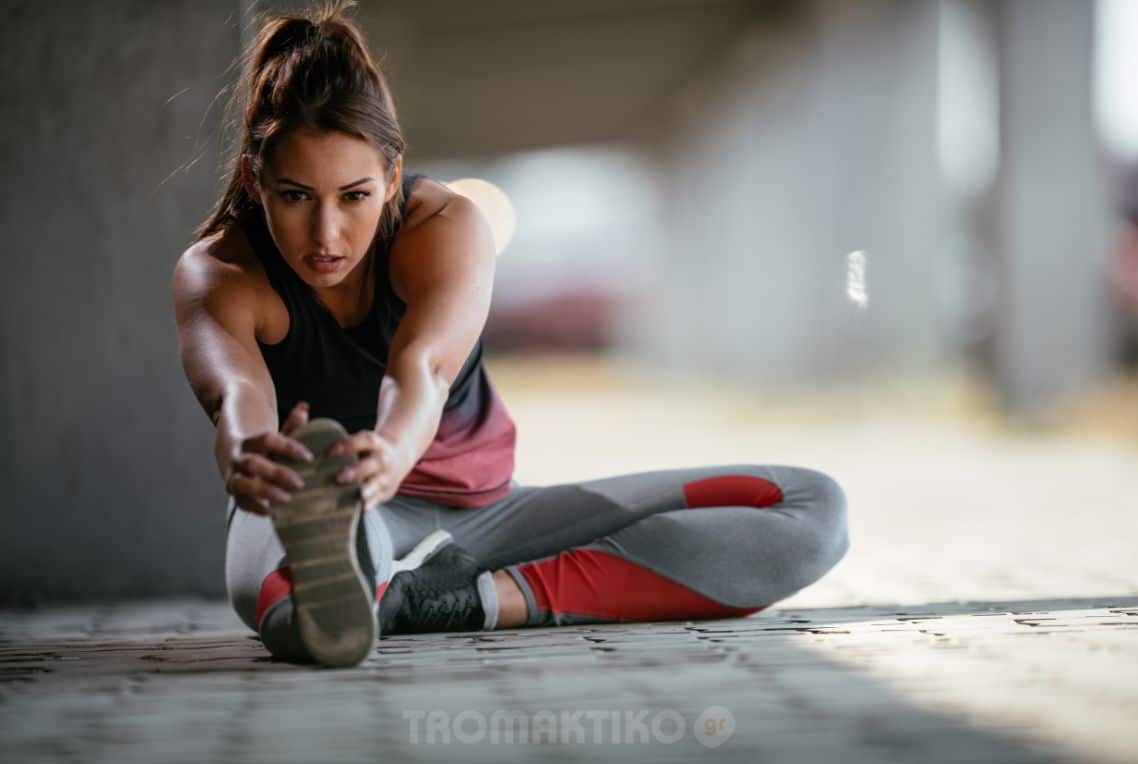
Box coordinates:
[395,370,518,508]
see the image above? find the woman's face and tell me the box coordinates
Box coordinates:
[254,128,400,288]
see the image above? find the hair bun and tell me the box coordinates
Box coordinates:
[258,17,317,66]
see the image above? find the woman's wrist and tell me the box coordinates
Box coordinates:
[374,426,418,479]
[212,381,277,482]
[214,417,243,483]
[373,367,446,473]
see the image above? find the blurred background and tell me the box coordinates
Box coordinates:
[1,0,1136,605]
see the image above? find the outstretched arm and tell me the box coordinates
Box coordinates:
[330,191,496,508]
[171,245,312,514]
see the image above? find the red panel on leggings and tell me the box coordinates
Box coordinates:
[255,567,293,629]
[518,549,766,622]
[682,475,783,509]
[254,567,388,629]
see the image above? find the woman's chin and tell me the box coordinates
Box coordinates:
[295,271,343,291]
[289,258,357,287]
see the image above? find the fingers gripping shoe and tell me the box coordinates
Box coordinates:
[379,530,488,634]
[268,418,375,667]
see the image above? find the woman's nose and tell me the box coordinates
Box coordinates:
[309,202,340,249]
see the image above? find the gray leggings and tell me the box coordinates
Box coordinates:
[226,464,849,644]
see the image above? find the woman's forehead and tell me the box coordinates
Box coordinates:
[267,129,386,177]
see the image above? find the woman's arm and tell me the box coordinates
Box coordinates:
[171,245,311,513]
[328,191,497,507]
[381,192,496,458]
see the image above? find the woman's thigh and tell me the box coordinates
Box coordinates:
[438,463,847,572]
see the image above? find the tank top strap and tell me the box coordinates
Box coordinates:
[392,171,424,254]
[239,207,321,353]
[240,171,427,350]
[242,170,423,290]
[372,171,425,315]
[239,207,299,302]
[232,169,517,506]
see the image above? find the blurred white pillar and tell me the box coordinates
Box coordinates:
[639,0,948,384]
[992,0,1112,415]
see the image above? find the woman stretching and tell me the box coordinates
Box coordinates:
[172,0,850,667]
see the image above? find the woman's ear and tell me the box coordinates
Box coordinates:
[384,155,403,203]
[241,154,262,206]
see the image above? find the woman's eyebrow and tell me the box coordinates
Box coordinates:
[275,177,376,190]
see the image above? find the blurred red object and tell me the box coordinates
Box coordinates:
[1107,224,1138,314]
[484,289,622,352]
[1107,163,1138,364]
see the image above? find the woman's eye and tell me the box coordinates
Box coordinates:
[277,190,368,203]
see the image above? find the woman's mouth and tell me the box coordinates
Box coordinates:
[304,254,344,273]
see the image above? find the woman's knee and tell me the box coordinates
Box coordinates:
[797,467,850,568]
[703,471,848,608]
[753,465,850,577]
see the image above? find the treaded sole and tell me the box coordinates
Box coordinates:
[269,418,376,668]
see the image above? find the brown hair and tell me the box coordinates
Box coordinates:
[194,0,405,244]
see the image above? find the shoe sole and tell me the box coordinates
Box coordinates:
[268,418,376,668]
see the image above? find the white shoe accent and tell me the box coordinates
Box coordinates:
[476,570,499,630]
[391,529,454,575]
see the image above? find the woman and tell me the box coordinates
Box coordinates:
[172,0,850,668]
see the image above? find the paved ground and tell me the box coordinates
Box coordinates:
[3,357,1137,763]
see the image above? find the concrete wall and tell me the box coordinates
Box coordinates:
[632,0,950,384]
[990,0,1112,415]
[630,0,1113,415]
[0,2,240,603]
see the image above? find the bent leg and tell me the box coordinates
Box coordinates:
[224,496,434,661]
[443,465,849,626]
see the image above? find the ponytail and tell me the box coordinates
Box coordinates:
[194,0,405,244]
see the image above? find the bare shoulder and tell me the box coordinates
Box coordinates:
[389,175,494,300]
[171,225,267,326]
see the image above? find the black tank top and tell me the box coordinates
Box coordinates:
[239,172,483,434]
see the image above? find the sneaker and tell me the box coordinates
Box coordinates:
[379,530,487,634]
[268,418,375,667]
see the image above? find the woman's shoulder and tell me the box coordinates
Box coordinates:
[173,222,279,333]
[388,174,481,303]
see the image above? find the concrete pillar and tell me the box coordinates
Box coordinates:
[0,2,241,602]
[991,0,1112,415]
[639,0,948,385]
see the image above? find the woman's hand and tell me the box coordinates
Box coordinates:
[224,401,315,516]
[326,430,412,511]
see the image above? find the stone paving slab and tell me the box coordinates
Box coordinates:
[2,597,1136,763]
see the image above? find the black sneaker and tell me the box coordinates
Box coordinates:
[379,530,487,634]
